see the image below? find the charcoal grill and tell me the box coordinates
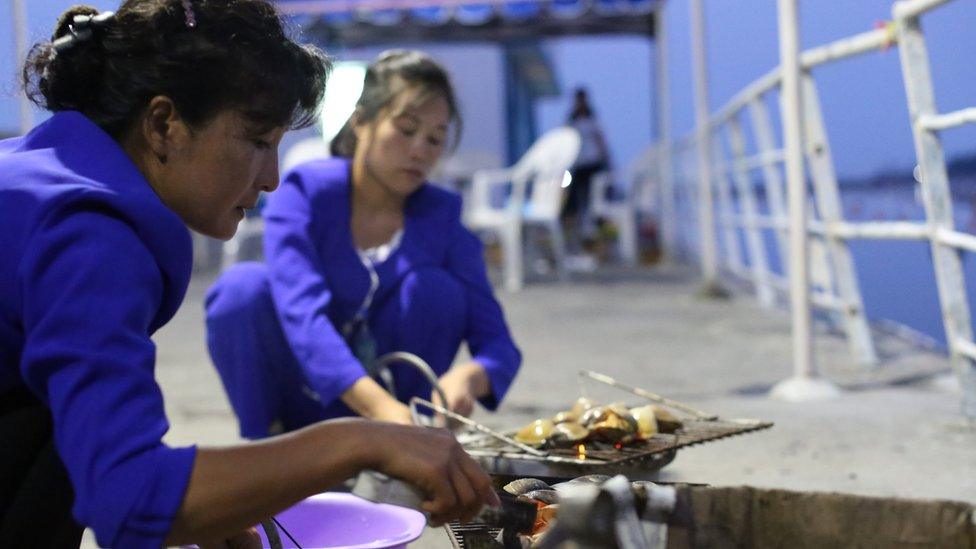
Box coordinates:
[444,475,702,549]
[446,522,504,549]
[412,370,772,480]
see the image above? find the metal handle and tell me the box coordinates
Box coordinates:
[373,352,449,426]
[409,397,548,457]
[578,370,718,421]
[260,519,283,549]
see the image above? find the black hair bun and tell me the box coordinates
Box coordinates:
[23,4,106,114]
[53,5,101,40]
[21,0,329,139]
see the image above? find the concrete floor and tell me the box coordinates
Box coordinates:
[83,263,976,547]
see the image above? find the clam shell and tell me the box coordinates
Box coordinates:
[552,410,578,424]
[589,411,637,442]
[653,405,683,434]
[519,489,560,505]
[552,474,612,493]
[569,396,597,417]
[548,421,589,447]
[573,474,611,484]
[514,419,555,447]
[607,402,632,416]
[629,405,659,439]
[503,477,552,496]
[579,405,608,427]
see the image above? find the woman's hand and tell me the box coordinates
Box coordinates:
[363,423,500,525]
[167,417,498,545]
[434,362,491,418]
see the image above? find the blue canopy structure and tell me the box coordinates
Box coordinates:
[275,0,659,46]
[274,1,662,162]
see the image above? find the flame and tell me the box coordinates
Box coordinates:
[576,443,587,460]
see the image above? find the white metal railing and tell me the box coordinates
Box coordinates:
[893,0,975,418]
[12,0,32,133]
[657,0,975,417]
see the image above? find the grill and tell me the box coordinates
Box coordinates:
[446,522,504,549]
[463,416,771,479]
[413,371,773,480]
[445,475,705,549]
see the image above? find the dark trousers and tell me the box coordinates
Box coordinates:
[561,161,608,220]
[205,262,468,438]
[0,388,83,548]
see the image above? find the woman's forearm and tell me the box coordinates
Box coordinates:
[165,418,374,545]
[167,416,500,545]
[340,376,412,423]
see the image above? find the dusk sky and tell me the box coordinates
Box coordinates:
[2,0,972,180]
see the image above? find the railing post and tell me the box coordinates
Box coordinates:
[654,3,677,261]
[894,1,976,419]
[747,98,790,270]
[769,0,840,402]
[800,74,878,367]
[13,0,32,134]
[690,0,722,293]
[677,148,697,259]
[711,134,745,276]
[726,117,775,307]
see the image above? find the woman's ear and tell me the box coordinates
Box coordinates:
[141,95,190,164]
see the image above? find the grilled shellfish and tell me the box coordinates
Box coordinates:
[548,421,589,447]
[629,405,659,439]
[514,419,555,447]
[569,396,597,417]
[503,477,552,496]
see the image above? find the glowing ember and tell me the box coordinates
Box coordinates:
[576,444,587,460]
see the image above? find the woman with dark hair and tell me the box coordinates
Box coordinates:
[205,50,521,434]
[0,4,496,548]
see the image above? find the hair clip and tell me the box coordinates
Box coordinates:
[181,0,197,28]
[52,11,116,53]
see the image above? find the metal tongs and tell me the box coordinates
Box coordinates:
[410,396,548,457]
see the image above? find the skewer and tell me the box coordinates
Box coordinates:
[578,370,718,421]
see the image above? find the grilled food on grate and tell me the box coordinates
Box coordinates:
[513,397,684,449]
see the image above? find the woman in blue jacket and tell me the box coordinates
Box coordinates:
[0,3,496,548]
[206,51,522,434]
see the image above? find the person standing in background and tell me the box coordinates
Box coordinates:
[563,87,612,252]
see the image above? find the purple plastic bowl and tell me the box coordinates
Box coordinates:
[257,492,426,549]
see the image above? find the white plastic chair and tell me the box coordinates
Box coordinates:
[222,137,331,270]
[465,127,581,291]
[430,149,502,192]
[589,145,658,265]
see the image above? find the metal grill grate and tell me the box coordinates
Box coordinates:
[465,418,772,467]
